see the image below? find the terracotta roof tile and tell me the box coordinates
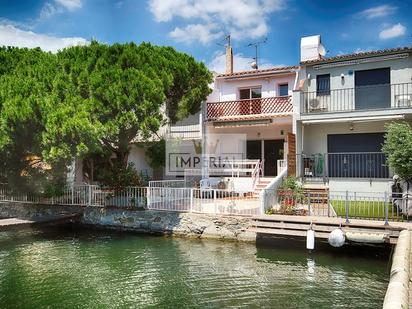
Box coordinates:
[216,66,299,78]
[301,46,412,65]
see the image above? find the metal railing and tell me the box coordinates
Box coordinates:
[192,188,260,216]
[252,160,262,190]
[272,190,410,222]
[299,152,390,181]
[166,124,201,140]
[149,180,187,188]
[203,158,260,177]
[148,187,260,215]
[277,159,287,175]
[0,184,261,216]
[2,183,411,221]
[207,96,292,120]
[301,83,412,114]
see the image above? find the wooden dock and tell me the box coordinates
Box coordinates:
[251,214,412,244]
[0,213,81,231]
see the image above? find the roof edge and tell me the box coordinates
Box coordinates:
[301,46,412,66]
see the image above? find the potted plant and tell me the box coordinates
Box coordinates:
[276,177,306,215]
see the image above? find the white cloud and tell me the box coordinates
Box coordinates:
[169,24,223,45]
[148,0,285,44]
[40,0,82,19]
[0,24,88,52]
[55,0,82,11]
[359,4,397,19]
[208,51,276,73]
[115,1,124,9]
[379,23,406,39]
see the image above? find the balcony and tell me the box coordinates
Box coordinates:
[298,152,390,181]
[167,124,201,140]
[301,83,412,114]
[207,96,292,122]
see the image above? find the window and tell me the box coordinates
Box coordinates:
[239,87,261,99]
[316,74,330,95]
[279,84,289,96]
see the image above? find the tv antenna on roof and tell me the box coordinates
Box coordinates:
[247,38,267,70]
[217,34,231,47]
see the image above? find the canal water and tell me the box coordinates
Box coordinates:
[0,227,389,308]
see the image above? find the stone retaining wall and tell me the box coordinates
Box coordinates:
[0,202,256,242]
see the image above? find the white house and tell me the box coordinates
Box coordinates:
[192,43,299,193]
[293,35,412,193]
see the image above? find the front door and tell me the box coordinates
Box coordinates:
[247,140,261,160]
[264,140,284,176]
[355,68,390,110]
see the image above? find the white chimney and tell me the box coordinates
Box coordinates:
[226,45,233,74]
[300,35,326,62]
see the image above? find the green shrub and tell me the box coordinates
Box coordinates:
[278,176,302,192]
[97,162,145,189]
[382,122,412,182]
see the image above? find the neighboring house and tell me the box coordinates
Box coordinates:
[293,35,412,192]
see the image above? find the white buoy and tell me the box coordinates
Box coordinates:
[306,229,315,250]
[328,229,345,247]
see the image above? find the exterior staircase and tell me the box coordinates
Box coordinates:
[253,178,274,197]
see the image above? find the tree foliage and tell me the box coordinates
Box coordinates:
[0,42,212,190]
[144,139,165,169]
[382,122,412,182]
[0,47,61,192]
[48,42,212,170]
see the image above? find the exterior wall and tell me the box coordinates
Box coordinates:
[300,55,412,114]
[305,55,412,93]
[128,144,153,178]
[213,74,295,102]
[328,179,391,193]
[301,119,412,155]
[299,119,412,191]
[301,121,387,155]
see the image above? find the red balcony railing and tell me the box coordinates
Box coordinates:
[207,96,292,121]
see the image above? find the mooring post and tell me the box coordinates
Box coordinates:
[345,190,349,224]
[384,191,389,226]
[307,192,311,215]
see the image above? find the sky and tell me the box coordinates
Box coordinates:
[0,0,411,73]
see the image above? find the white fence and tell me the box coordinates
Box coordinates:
[148,180,187,188]
[147,187,260,215]
[0,184,261,216]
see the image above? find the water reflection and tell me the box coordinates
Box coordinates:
[306,258,315,282]
[0,228,389,308]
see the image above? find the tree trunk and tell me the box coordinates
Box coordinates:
[114,149,129,169]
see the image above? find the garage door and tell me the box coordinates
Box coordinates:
[327,133,389,178]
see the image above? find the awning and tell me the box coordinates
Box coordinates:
[302,114,404,125]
